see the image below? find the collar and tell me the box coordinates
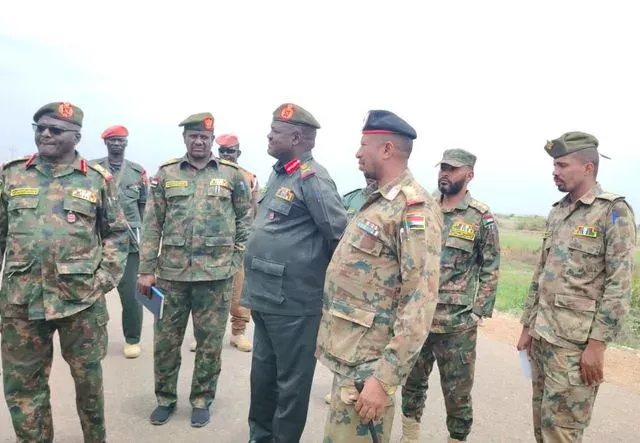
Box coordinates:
[376,169,413,201]
[179,153,218,169]
[273,151,313,175]
[439,191,471,212]
[26,151,88,175]
[555,183,602,207]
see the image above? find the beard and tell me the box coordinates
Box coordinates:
[438,177,465,196]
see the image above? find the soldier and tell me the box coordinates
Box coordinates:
[137,113,252,428]
[0,102,128,442]
[241,103,348,443]
[400,149,501,443]
[342,178,377,219]
[316,110,442,443]
[189,133,258,353]
[516,132,636,442]
[91,125,148,359]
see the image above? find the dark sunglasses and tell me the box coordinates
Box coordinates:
[219,147,238,154]
[32,123,78,136]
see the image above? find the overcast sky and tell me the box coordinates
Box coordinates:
[1,0,638,216]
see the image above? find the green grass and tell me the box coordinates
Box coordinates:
[500,231,543,252]
[495,261,532,315]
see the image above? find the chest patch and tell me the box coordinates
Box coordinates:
[449,222,475,240]
[165,180,189,189]
[209,178,230,189]
[573,225,598,238]
[71,188,97,203]
[357,218,380,237]
[10,187,39,197]
[275,187,294,202]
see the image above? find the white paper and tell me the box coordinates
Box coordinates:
[519,350,532,380]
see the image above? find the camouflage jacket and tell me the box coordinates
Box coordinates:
[138,154,252,282]
[0,152,128,321]
[433,192,500,333]
[521,184,637,350]
[91,157,148,252]
[316,169,442,388]
[240,152,348,316]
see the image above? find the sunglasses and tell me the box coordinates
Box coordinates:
[219,147,238,154]
[32,123,78,136]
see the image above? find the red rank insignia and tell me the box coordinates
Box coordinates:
[67,211,76,223]
[280,104,295,120]
[58,102,74,119]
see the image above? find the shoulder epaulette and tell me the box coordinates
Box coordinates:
[300,162,316,180]
[469,198,490,213]
[401,186,425,206]
[159,158,181,168]
[1,155,30,170]
[596,192,624,202]
[128,161,145,173]
[219,158,239,169]
[88,163,113,182]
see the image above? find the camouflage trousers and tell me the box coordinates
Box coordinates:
[1,298,108,443]
[530,338,599,443]
[323,374,395,443]
[401,326,477,441]
[154,278,232,409]
[230,265,250,336]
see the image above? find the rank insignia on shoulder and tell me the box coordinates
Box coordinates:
[71,188,97,204]
[300,162,316,180]
[405,213,426,231]
[275,187,294,202]
[165,180,189,189]
[449,222,475,240]
[357,218,380,237]
[90,163,113,182]
[573,225,598,238]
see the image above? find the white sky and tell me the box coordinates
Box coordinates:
[1,0,639,216]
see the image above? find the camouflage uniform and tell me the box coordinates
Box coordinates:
[139,149,251,410]
[91,157,147,345]
[521,132,637,443]
[317,165,443,443]
[0,112,128,443]
[402,186,500,441]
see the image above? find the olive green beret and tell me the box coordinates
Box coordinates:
[544,131,599,158]
[272,103,320,129]
[33,102,84,127]
[179,112,215,132]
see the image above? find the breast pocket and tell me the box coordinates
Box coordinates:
[350,232,383,257]
[63,194,97,225]
[566,237,603,279]
[165,186,193,218]
[7,197,40,233]
[444,235,474,270]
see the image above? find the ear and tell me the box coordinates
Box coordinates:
[584,162,594,176]
[74,132,82,145]
[237,150,242,158]
[382,141,395,159]
[291,129,301,147]
[466,169,475,183]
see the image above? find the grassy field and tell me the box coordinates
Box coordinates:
[495,215,640,348]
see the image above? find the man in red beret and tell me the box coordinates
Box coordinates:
[189,133,259,353]
[91,125,148,359]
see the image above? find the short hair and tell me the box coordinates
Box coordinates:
[574,147,599,177]
[388,134,413,158]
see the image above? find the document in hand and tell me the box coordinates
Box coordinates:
[519,350,532,380]
[136,286,165,320]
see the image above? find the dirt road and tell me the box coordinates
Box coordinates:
[1,295,638,442]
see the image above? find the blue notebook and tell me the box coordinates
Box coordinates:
[136,286,165,320]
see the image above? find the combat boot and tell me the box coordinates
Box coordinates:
[400,415,420,443]
[190,340,197,352]
[123,343,141,359]
[230,334,252,352]
[324,392,331,404]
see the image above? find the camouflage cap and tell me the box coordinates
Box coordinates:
[544,131,602,159]
[436,148,477,168]
[272,103,321,129]
[33,102,84,127]
[179,112,215,132]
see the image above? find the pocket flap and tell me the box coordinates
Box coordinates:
[445,235,474,253]
[268,199,292,216]
[162,235,186,246]
[568,238,602,256]
[554,294,596,312]
[206,187,232,198]
[205,236,234,247]
[165,187,193,198]
[56,260,99,275]
[8,198,39,211]
[63,196,96,216]
[251,257,285,277]
[329,300,375,328]
[5,261,33,273]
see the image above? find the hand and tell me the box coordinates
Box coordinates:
[516,327,533,358]
[580,339,606,386]
[349,377,388,422]
[137,274,156,298]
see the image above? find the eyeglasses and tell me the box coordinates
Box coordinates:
[219,148,238,154]
[32,123,78,136]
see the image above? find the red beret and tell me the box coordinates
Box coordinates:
[216,134,239,147]
[101,125,129,139]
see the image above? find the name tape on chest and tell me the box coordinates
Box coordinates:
[10,187,39,197]
[209,178,231,189]
[357,218,380,237]
[573,225,598,238]
[275,187,295,202]
[71,188,97,204]
[165,180,189,189]
[449,222,476,240]
[404,213,426,231]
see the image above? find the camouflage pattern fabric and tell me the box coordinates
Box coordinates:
[138,154,252,281]
[521,184,636,349]
[316,169,442,441]
[530,337,599,443]
[402,326,477,440]
[154,278,232,409]
[323,374,395,443]
[1,296,109,443]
